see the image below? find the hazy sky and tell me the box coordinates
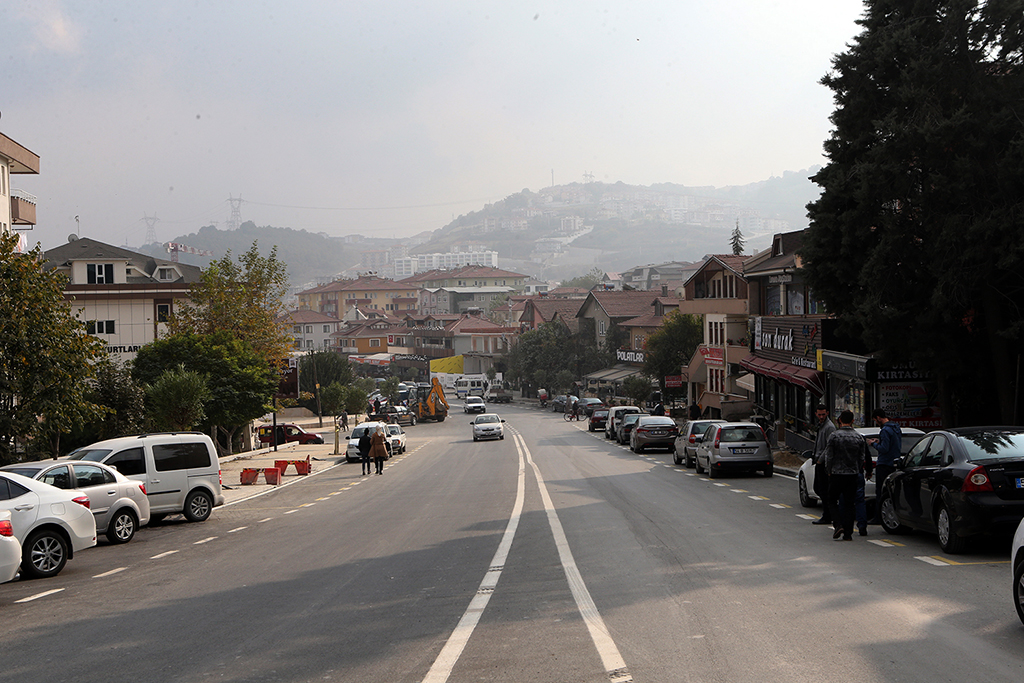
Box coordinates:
[4,1,865,251]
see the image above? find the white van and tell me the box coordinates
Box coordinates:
[69,433,224,523]
[454,377,486,399]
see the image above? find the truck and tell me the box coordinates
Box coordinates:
[488,386,514,403]
[410,377,449,422]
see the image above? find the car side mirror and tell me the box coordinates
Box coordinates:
[469,421,474,425]
[501,419,506,423]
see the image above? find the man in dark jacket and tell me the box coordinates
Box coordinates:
[868,408,902,523]
[811,404,836,526]
[824,410,874,541]
[358,429,373,476]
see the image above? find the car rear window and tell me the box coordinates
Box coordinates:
[957,430,1024,461]
[153,442,212,472]
[719,427,765,443]
[639,417,675,426]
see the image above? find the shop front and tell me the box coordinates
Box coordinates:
[820,351,941,430]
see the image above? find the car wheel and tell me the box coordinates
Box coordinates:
[411,416,417,426]
[708,466,718,479]
[878,492,909,534]
[107,508,139,544]
[672,447,682,465]
[473,435,479,442]
[798,473,817,507]
[183,490,214,523]
[1014,560,1024,626]
[695,457,705,474]
[937,503,967,554]
[22,529,69,579]
[763,464,773,478]
[499,434,504,440]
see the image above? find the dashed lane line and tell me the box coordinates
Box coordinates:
[15,588,64,603]
[194,537,218,545]
[150,550,179,559]
[93,567,127,578]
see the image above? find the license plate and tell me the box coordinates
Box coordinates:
[733,448,756,454]
[651,430,666,436]
[1016,478,1024,489]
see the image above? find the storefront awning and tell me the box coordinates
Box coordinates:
[735,373,755,392]
[740,356,825,397]
[349,352,393,366]
[585,364,644,384]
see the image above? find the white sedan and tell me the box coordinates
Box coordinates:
[471,414,505,441]
[1012,517,1024,625]
[798,427,926,508]
[0,510,22,583]
[0,471,97,579]
[386,423,407,454]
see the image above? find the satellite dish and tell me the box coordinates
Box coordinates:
[68,234,79,242]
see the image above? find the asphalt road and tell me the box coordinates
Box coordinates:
[2,403,1022,682]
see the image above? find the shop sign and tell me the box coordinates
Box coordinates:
[106,345,142,354]
[665,375,683,388]
[393,354,427,362]
[617,349,645,364]
[699,345,724,367]
[768,274,793,284]
[878,381,942,429]
[820,351,871,379]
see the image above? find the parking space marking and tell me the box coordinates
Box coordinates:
[916,556,953,566]
[15,588,64,603]
[713,483,728,487]
[151,550,179,559]
[299,503,315,508]
[869,539,904,547]
[316,496,330,501]
[795,514,817,520]
[920,556,1009,566]
[730,489,748,493]
[748,495,769,500]
[769,503,791,509]
[194,537,218,544]
[93,567,127,578]
[228,526,248,533]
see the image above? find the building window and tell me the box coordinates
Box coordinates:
[323,324,331,333]
[369,338,380,347]
[157,268,175,281]
[87,263,115,285]
[599,320,606,335]
[305,339,313,348]
[293,325,302,333]
[294,340,302,349]
[306,325,313,333]
[156,303,170,323]
[87,320,116,334]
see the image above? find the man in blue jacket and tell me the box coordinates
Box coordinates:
[868,408,902,523]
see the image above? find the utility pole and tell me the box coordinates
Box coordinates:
[143,214,160,245]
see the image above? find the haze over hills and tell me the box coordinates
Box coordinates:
[139,170,821,289]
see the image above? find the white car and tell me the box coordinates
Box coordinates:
[386,423,407,454]
[2,460,150,544]
[0,510,22,583]
[0,472,97,579]
[798,426,927,508]
[464,396,487,414]
[471,414,505,441]
[1012,517,1024,625]
[346,422,389,462]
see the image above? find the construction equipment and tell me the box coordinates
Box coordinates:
[411,378,449,422]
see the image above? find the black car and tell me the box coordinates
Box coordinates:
[578,398,606,416]
[615,412,647,444]
[381,405,417,426]
[551,395,578,413]
[878,426,1024,553]
[588,409,609,432]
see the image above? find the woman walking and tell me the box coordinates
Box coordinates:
[370,425,390,475]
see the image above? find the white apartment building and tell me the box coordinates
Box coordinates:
[1,131,39,250]
[393,250,498,278]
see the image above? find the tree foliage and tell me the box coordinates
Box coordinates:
[145,365,210,432]
[802,0,1024,425]
[298,350,353,394]
[0,234,106,459]
[643,311,703,396]
[622,375,654,406]
[169,241,291,366]
[504,322,605,391]
[560,267,604,290]
[730,222,745,256]
[82,360,147,444]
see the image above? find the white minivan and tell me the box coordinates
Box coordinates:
[69,433,224,523]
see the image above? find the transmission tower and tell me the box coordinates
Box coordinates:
[227,194,243,231]
[142,214,160,245]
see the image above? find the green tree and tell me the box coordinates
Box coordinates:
[298,350,353,394]
[169,241,291,366]
[1,234,106,459]
[84,359,147,444]
[145,365,210,431]
[342,384,369,416]
[320,382,347,418]
[133,331,278,452]
[622,375,654,406]
[554,370,575,395]
[380,376,401,404]
[802,0,1024,425]
[561,266,604,290]
[643,311,703,397]
[730,221,745,255]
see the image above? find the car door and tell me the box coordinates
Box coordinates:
[696,424,717,468]
[895,436,944,529]
[72,463,119,528]
[0,475,40,541]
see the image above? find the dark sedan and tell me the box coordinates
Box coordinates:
[578,398,606,416]
[588,409,609,432]
[630,415,679,453]
[878,426,1024,553]
[615,412,647,444]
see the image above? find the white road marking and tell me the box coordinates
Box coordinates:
[228,526,247,533]
[258,517,273,523]
[15,588,64,603]
[795,514,817,520]
[193,537,218,544]
[713,482,728,487]
[284,509,298,515]
[93,567,127,578]
[769,503,791,509]
[150,550,179,559]
[916,556,951,566]
[748,495,768,500]
[730,489,748,493]
[869,540,895,547]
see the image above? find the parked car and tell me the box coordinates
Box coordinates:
[0,510,22,583]
[68,432,224,523]
[630,415,680,453]
[346,422,389,462]
[616,412,647,444]
[694,422,773,477]
[578,398,606,416]
[551,395,578,413]
[257,423,324,445]
[1,460,150,544]
[877,426,1024,554]
[471,414,505,441]
[0,472,97,579]
[606,405,643,439]
[1012,517,1024,625]
[464,396,487,414]
[677,419,727,467]
[386,423,407,454]
[381,405,417,426]
[589,409,609,432]
[798,427,927,508]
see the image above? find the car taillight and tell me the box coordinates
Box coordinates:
[138,483,147,496]
[0,520,13,537]
[962,465,994,492]
[714,433,721,449]
[219,469,223,487]
[689,434,696,444]
[72,495,91,509]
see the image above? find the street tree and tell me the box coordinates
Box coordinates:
[622,375,653,406]
[169,241,291,366]
[1,234,106,459]
[380,376,401,404]
[643,311,703,397]
[298,350,353,394]
[145,365,210,432]
[84,359,147,444]
[730,222,744,256]
[320,382,347,419]
[802,0,1024,425]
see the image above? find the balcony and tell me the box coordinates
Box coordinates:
[10,189,36,226]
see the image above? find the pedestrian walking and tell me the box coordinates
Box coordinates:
[688,403,701,420]
[370,425,389,475]
[652,402,665,416]
[811,404,836,526]
[358,428,373,476]
[823,410,874,541]
[373,397,381,417]
[340,409,349,432]
[867,408,902,523]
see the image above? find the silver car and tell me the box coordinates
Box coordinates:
[471,414,505,441]
[2,460,151,544]
[694,422,773,477]
[677,419,726,467]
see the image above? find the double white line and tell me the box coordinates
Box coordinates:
[421,431,631,683]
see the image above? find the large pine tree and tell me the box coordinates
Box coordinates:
[802,0,1024,425]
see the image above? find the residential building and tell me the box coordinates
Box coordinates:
[619,261,699,291]
[519,298,585,332]
[1,130,40,250]
[42,237,201,362]
[296,275,420,319]
[575,290,661,349]
[393,250,499,277]
[278,310,341,350]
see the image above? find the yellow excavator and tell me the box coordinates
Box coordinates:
[411,377,449,422]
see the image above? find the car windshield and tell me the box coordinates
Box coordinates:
[67,448,112,462]
[956,430,1024,461]
[387,425,401,434]
[476,415,500,423]
[593,410,608,418]
[467,397,484,403]
[720,426,764,442]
